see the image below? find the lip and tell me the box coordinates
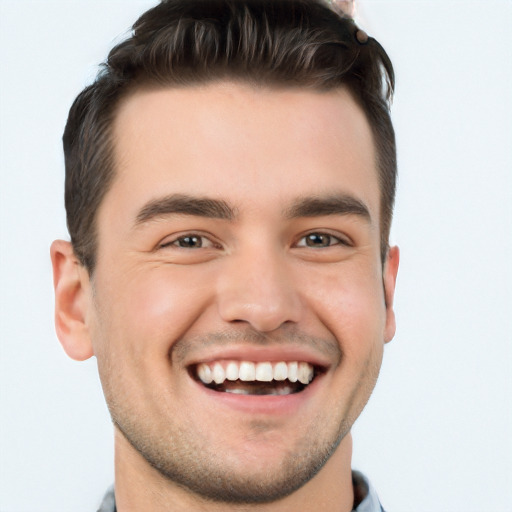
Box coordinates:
[188,368,326,416]
[183,344,333,369]
[180,344,331,417]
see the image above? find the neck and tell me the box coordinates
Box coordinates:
[114,429,355,512]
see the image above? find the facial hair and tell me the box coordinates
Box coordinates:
[101,327,380,504]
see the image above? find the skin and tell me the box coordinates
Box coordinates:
[51,82,399,512]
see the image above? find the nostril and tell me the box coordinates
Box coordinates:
[219,303,300,333]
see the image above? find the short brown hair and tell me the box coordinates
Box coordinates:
[63,0,396,272]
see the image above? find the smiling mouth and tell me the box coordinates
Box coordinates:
[191,360,322,396]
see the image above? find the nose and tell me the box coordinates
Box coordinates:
[216,247,302,333]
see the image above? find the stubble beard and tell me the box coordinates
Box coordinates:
[98,325,383,505]
[102,350,383,505]
[111,407,352,505]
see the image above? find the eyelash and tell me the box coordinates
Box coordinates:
[159,233,219,250]
[159,231,351,250]
[295,232,351,248]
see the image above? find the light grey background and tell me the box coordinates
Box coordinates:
[1,1,511,511]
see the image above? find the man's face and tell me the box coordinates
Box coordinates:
[85,83,398,502]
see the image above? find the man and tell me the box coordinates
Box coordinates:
[50,0,399,510]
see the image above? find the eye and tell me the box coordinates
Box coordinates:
[160,234,218,250]
[296,232,348,248]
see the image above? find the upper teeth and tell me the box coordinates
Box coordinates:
[197,361,314,385]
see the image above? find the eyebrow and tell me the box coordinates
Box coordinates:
[135,193,237,226]
[284,194,372,222]
[134,192,371,227]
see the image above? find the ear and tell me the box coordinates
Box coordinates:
[50,240,94,361]
[383,245,399,343]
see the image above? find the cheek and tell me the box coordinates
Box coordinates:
[92,267,216,411]
[95,266,215,359]
[300,261,386,355]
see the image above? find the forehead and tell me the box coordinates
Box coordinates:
[106,82,379,221]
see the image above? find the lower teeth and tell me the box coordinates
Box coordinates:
[209,380,306,396]
[224,385,297,396]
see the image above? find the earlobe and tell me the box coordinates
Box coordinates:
[383,245,399,343]
[50,240,94,361]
